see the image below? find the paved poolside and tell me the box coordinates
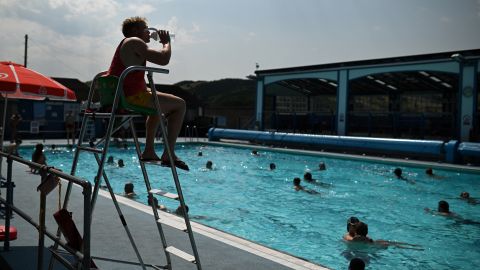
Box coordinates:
[0,139,328,270]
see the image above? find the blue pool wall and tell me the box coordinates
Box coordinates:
[207,128,480,164]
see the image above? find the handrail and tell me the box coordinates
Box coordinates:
[0,151,92,270]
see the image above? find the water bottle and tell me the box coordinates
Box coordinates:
[148,27,175,42]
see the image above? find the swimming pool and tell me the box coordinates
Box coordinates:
[19,142,480,269]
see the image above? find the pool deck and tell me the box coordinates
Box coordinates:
[0,138,327,270]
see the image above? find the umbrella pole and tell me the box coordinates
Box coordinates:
[0,95,8,180]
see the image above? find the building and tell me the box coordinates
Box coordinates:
[255,49,480,141]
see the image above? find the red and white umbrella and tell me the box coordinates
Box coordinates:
[0,61,77,176]
[0,61,76,100]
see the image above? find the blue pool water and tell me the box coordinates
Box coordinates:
[20,143,480,269]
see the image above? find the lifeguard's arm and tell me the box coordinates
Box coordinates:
[120,37,171,66]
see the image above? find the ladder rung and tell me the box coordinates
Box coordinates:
[77,145,103,154]
[149,189,179,200]
[165,246,196,263]
[157,217,187,232]
[81,112,144,118]
[140,159,164,165]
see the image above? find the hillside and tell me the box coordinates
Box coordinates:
[176,78,256,108]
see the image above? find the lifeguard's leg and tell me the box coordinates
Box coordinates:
[141,92,185,160]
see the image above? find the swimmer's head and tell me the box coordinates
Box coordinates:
[118,159,125,167]
[438,200,450,213]
[175,205,189,216]
[460,192,470,199]
[304,172,313,181]
[425,168,433,175]
[148,196,158,206]
[293,177,301,186]
[347,216,360,232]
[319,162,326,170]
[269,163,276,170]
[394,168,402,178]
[206,160,213,169]
[124,182,134,194]
[355,222,368,237]
[198,151,203,156]
[35,143,44,152]
[349,258,365,270]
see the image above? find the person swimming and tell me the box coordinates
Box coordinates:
[346,220,423,249]
[269,163,276,170]
[460,191,478,205]
[425,167,445,180]
[118,159,125,168]
[318,162,326,171]
[107,156,114,164]
[343,216,360,241]
[393,168,415,184]
[124,182,136,198]
[293,177,319,194]
[206,160,213,170]
[303,172,332,188]
[425,200,480,226]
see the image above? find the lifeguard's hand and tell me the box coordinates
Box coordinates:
[158,30,170,45]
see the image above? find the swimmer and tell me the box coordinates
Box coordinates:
[351,222,373,243]
[303,172,332,188]
[348,221,423,249]
[118,159,125,168]
[318,162,326,171]
[107,156,114,164]
[251,150,259,156]
[460,192,478,205]
[269,163,276,170]
[124,182,136,198]
[198,151,203,156]
[147,196,167,211]
[293,177,319,194]
[343,216,360,241]
[206,160,213,170]
[426,200,480,226]
[175,204,189,217]
[425,200,457,217]
[393,168,415,184]
[425,168,444,180]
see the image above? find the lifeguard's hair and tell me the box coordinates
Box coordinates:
[122,16,147,37]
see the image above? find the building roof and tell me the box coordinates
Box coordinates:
[52,77,90,101]
[255,48,480,97]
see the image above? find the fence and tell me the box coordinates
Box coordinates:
[0,151,92,270]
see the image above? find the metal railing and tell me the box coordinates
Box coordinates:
[184,125,199,142]
[0,151,92,270]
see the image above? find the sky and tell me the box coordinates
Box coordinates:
[1,0,479,84]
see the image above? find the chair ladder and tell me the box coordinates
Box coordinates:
[48,66,202,270]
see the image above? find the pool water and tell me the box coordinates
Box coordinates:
[20,143,480,269]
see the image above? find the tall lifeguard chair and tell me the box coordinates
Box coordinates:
[50,66,202,270]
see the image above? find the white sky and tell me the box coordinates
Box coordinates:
[1,0,479,84]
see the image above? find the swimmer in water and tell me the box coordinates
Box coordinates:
[293,177,319,194]
[303,172,332,188]
[206,160,213,170]
[393,168,415,184]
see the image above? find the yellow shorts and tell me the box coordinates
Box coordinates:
[125,90,154,108]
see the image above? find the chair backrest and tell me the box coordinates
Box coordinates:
[96,75,120,108]
[95,75,156,115]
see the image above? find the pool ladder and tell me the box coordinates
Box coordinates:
[49,66,202,270]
